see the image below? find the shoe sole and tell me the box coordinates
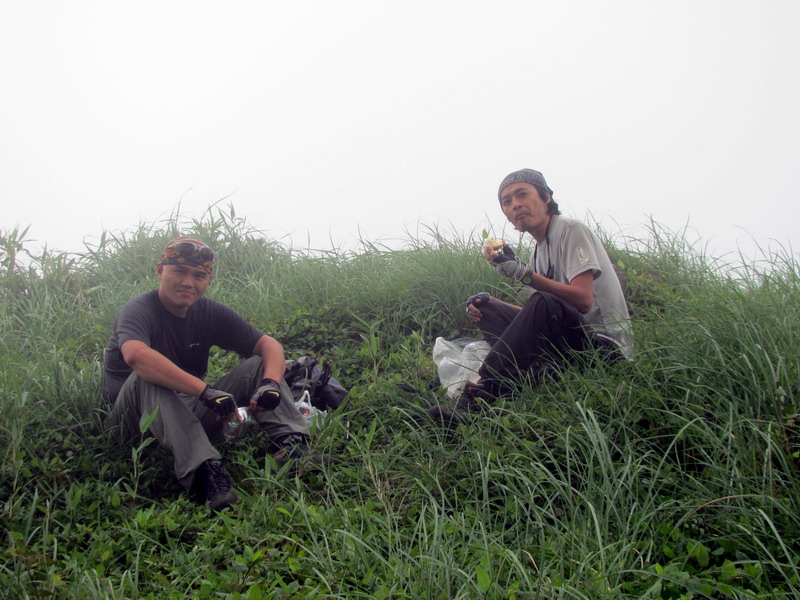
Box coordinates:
[208,490,239,511]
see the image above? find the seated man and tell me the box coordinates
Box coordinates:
[430,169,632,427]
[104,237,311,510]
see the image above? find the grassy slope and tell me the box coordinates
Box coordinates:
[1,209,798,599]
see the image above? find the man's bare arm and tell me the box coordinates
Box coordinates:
[252,335,286,382]
[121,340,207,396]
[529,270,595,314]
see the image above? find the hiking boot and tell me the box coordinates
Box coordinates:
[428,381,490,430]
[271,433,328,473]
[198,459,239,511]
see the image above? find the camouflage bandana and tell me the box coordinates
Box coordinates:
[498,169,554,200]
[159,237,215,273]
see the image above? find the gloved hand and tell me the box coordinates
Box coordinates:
[490,245,533,284]
[467,292,490,308]
[200,386,237,417]
[251,378,282,410]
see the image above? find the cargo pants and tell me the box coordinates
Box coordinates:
[110,356,309,490]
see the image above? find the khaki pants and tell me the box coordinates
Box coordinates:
[110,357,309,490]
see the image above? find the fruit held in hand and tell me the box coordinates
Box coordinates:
[483,237,505,250]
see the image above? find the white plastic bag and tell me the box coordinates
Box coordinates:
[432,337,491,399]
[294,390,327,426]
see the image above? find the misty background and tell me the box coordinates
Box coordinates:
[2,1,798,263]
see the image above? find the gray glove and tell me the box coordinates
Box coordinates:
[490,245,534,285]
[251,378,282,410]
[201,386,237,417]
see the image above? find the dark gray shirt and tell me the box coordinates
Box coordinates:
[103,290,264,402]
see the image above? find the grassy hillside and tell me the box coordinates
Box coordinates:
[1,208,798,599]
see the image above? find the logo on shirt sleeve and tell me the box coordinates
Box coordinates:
[577,246,589,264]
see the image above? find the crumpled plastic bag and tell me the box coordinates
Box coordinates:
[432,337,491,399]
[295,390,327,427]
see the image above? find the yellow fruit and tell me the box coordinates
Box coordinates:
[483,237,505,250]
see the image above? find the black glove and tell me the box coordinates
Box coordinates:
[200,386,237,417]
[252,378,282,410]
[467,292,491,308]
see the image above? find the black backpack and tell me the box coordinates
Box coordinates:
[283,355,348,411]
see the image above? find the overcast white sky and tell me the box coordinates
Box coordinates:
[2,1,799,263]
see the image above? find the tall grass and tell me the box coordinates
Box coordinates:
[1,205,798,598]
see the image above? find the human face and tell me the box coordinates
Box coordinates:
[499,182,551,239]
[156,263,211,317]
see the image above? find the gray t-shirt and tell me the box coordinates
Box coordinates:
[530,216,633,358]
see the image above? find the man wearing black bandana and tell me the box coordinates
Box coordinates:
[104,237,312,510]
[430,169,632,428]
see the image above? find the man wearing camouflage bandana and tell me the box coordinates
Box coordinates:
[104,237,312,510]
[429,169,632,428]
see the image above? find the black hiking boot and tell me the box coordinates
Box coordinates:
[198,459,239,511]
[428,381,492,430]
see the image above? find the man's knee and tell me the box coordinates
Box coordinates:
[240,356,263,369]
[113,374,184,423]
[117,373,170,401]
[476,301,505,319]
[212,356,265,402]
[521,291,581,325]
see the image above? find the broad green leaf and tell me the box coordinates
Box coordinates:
[688,541,709,567]
[139,406,159,433]
[476,565,491,593]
